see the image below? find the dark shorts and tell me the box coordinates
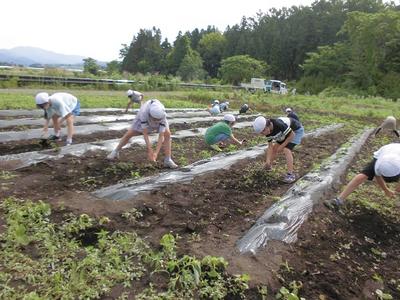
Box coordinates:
[277,140,297,150]
[361,158,400,182]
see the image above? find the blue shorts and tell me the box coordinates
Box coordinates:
[72,100,81,116]
[292,126,304,145]
[211,133,230,144]
[278,126,304,150]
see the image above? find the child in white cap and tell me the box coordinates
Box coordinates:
[125,90,144,113]
[35,92,80,146]
[325,143,400,210]
[107,99,178,168]
[374,116,399,138]
[219,101,230,112]
[208,100,221,116]
[204,114,244,151]
[253,115,304,183]
[285,107,300,122]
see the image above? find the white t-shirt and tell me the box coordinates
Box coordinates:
[130,91,143,103]
[46,93,78,119]
[373,143,400,176]
[131,99,168,133]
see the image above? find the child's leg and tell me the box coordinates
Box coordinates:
[163,129,172,157]
[52,115,61,135]
[65,115,74,142]
[339,173,368,200]
[115,129,139,151]
[283,147,294,173]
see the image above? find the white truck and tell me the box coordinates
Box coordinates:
[240,78,288,94]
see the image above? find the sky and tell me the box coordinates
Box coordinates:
[0,0,316,62]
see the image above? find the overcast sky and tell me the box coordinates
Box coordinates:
[1,0,317,62]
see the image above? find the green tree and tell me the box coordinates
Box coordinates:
[121,27,163,74]
[83,57,99,75]
[198,32,227,78]
[176,50,206,81]
[166,34,192,75]
[219,55,268,85]
[341,10,400,94]
[105,60,121,75]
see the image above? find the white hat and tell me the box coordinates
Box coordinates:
[127,89,133,97]
[285,107,292,113]
[375,155,400,177]
[35,92,49,105]
[149,102,166,119]
[223,114,235,122]
[213,99,220,104]
[253,116,267,134]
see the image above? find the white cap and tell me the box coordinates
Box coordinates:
[285,107,292,113]
[225,101,230,105]
[375,155,400,177]
[127,89,133,97]
[213,99,220,104]
[253,116,267,134]
[149,102,166,119]
[35,92,49,105]
[223,114,235,122]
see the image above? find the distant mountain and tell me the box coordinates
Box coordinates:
[0,46,102,66]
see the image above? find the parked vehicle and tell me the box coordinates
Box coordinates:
[265,80,288,94]
[240,78,288,94]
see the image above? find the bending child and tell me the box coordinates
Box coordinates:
[205,114,244,152]
[35,92,81,146]
[325,143,400,210]
[107,99,178,168]
[253,115,304,183]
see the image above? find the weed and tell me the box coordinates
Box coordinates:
[121,208,144,223]
[189,232,201,242]
[0,170,17,180]
[79,176,101,188]
[258,285,269,299]
[177,156,189,166]
[199,150,212,159]
[376,289,393,300]
[276,281,305,300]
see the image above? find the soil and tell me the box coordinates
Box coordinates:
[1,105,399,299]
[5,126,388,299]
[0,119,244,156]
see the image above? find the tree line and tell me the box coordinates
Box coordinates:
[88,0,400,98]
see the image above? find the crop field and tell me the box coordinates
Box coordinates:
[0,89,399,299]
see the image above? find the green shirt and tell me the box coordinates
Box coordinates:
[205,121,232,145]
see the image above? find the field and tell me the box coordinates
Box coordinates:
[0,88,399,299]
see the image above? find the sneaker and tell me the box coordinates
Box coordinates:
[48,135,62,142]
[324,197,344,210]
[107,150,120,160]
[209,144,222,152]
[65,141,72,146]
[164,159,178,169]
[283,173,296,183]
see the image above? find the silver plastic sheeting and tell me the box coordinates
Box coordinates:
[0,107,208,117]
[0,122,253,169]
[0,110,238,129]
[93,124,343,201]
[236,128,373,254]
[0,114,252,143]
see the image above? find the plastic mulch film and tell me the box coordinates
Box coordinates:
[0,114,251,143]
[236,128,373,254]
[0,110,236,129]
[93,124,343,201]
[0,122,253,170]
[0,108,209,118]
